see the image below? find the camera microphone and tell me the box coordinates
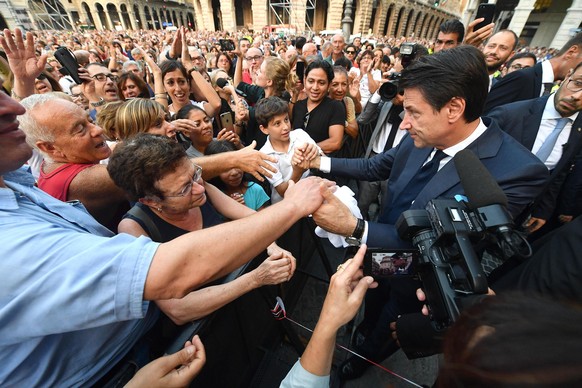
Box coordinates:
[454,149,531,259]
[216,78,247,98]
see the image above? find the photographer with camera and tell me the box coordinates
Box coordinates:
[294,45,548,381]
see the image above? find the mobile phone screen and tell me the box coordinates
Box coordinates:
[363,249,417,278]
[296,61,305,80]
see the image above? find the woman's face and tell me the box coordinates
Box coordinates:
[121,78,140,99]
[329,72,347,100]
[163,69,190,105]
[359,53,373,68]
[34,77,52,94]
[187,108,213,147]
[147,114,176,139]
[155,159,207,214]
[304,68,329,103]
[256,61,269,88]
[219,168,243,189]
[217,54,230,71]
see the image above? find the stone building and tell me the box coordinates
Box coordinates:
[0,0,580,47]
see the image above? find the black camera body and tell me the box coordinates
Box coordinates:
[396,198,513,330]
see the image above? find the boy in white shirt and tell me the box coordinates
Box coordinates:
[257,96,321,203]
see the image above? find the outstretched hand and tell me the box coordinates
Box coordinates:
[125,335,206,388]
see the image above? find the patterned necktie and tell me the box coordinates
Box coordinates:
[535,117,571,163]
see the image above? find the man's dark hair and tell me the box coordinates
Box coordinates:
[255,96,290,127]
[439,19,465,43]
[556,31,582,57]
[506,51,537,68]
[107,133,187,200]
[305,59,334,82]
[334,56,352,70]
[239,37,250,45]
[295,36,307,50]
[399,45,488,123]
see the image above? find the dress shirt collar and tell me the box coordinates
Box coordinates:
[541,60,554,84]
[442,118,488,157]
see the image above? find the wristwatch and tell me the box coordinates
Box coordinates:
[345,218,365,246]
[90,98,106,108]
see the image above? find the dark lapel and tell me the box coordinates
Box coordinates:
[413,120,504,207]
[522,96,548,150]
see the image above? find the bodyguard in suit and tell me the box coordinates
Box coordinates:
[293,46,549,381]
[299,45,548,250]
[484,32,582,114]
[487,61,582,234]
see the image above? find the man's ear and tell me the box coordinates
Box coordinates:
[447,97,466,123]
[36,141,63,159]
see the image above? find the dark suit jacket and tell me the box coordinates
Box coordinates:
[330,118,549,248]
[486,95,582,220]
[357,99,403,158]
[484,62,543,114]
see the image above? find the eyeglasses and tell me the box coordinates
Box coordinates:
[165,164,203,197]
[346,50,356,54]
[92,73,119,82]
[565,78,582,93]
[245,55,263,61]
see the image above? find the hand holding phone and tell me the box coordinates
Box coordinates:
[219,39,235,52]
[473,3,495,32]
[54,47,82,84]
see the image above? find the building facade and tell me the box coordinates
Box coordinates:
[0,0,580,47]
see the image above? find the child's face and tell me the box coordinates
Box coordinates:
[262,113,291,142]
[220,168,243,188]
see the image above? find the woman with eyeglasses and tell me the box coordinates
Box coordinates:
[107,133,295,325]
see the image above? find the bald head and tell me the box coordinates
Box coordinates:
[303,43,317,57]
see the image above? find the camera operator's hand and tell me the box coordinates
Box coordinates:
[524,216,546,233]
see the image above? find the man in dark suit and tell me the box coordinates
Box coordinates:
[299,46,548,250]
[294,45,549,380]
[487,61,582,235]
[484,32,582,114]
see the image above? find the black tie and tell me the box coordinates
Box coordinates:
[381,150,448,224]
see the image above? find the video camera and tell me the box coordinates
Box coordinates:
[395,150,531,331]
[378,42,420,100]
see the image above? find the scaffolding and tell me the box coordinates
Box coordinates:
[29,0,74,30]
[268,0,317,34]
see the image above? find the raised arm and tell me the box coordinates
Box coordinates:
[135,44,167,108]
[0,28,46,100]
[145,176,326,300]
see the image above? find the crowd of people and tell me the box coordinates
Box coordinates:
[0,16,582,387]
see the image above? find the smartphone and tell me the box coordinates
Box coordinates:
[363,249,417,278]
[474,3,496,31]
[296,61,305,81]
[219,39,235,52]
[54,47,82,84]
[220,111,234,132]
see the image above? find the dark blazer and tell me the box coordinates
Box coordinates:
[357,99,403,158]
[484,62,543,114]
[330,118,549,248]
[486,95,582,220]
